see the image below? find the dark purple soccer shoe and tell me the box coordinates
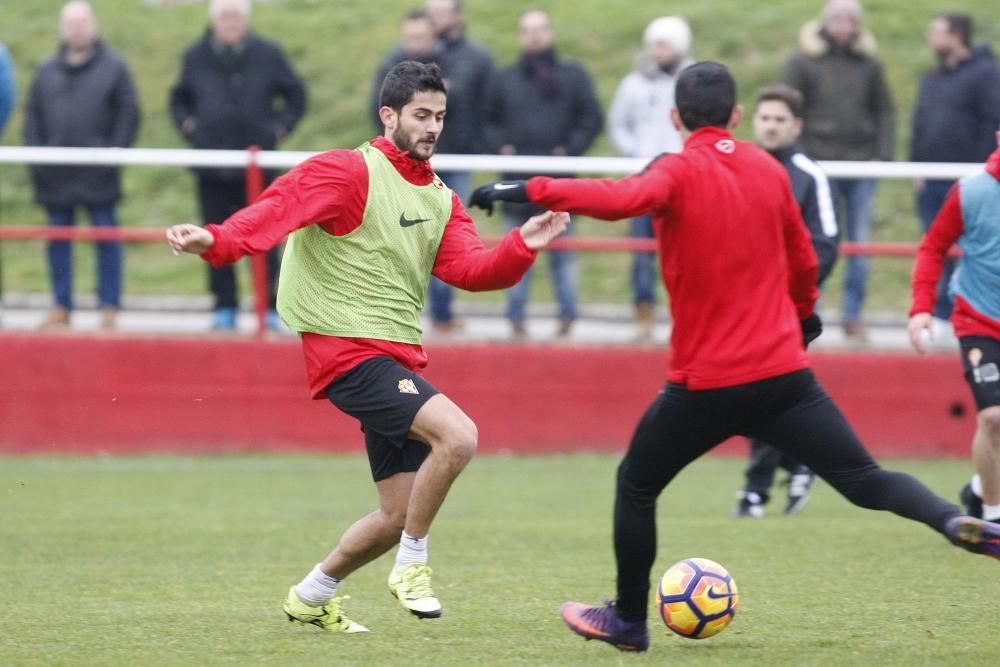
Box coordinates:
[946,516,1000,561]
[560,601,650,652]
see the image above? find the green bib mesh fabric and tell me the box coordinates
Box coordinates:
[276,142,452,343]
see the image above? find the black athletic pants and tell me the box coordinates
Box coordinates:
[613,369,961,622]
[196,174,280,310]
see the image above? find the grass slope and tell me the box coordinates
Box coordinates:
[0,1,997,310]
[2,454,997,665]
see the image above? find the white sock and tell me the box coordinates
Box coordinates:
[983,504,1000,522]
[394,531,428,570]
[971,474,983,497]
[294,563,340,606]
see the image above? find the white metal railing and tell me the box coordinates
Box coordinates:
[0,146,983,180]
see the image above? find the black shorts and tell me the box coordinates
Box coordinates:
[959,336,1000,410]
[325,356,440,482]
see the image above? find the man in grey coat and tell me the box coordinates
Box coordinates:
[24,1,140,331]
[608,16,693,342]
[782,0,894,341]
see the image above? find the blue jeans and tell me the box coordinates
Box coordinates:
[428,170,471,324]
[917,179,956,319]
[46,205,121,310]
[630,215,657,306]
[504,214,577,322]
[830,178,876,323]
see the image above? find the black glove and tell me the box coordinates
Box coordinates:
[468,180,529,216]
[801,312,823,347]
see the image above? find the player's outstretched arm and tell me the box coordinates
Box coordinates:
[519,211,570,250]
[166,224,214,256]
[907,312,933,354]
[468,180,528,216]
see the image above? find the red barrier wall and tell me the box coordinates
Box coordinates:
[0,334,975,457]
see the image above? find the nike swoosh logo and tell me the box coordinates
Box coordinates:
[706,586,737,600]
[400,213,431,228]
[494,184,520,191]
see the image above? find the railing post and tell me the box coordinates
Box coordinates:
[245,146,267,339]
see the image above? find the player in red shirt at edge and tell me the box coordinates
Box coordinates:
[909,131,1000,527]
[471,62,1000,653]
[167,62,569,634]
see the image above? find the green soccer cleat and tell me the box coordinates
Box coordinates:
[283,587,369,633]
[387,563,442,619]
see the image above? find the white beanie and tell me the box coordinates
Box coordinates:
[643,16,692,55]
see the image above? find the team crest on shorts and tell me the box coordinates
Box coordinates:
[398,379,419,394]
[969,348,999,384]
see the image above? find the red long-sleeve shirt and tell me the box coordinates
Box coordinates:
[527,127,819,389]
[201,136,538,397]
[910,158,1000,340]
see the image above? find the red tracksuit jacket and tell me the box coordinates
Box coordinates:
[527,126,819,389]
[201,136,538,397]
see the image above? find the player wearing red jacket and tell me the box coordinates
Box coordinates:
[910,132,1000,525]
[167,62,568,634]
[472,62,998,653]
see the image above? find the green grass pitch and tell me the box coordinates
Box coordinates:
[2,454,997,665]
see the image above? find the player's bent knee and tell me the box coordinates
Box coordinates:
[443,419,478,466]
[978,407,1000,440]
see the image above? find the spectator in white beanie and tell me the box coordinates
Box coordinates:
[608,16,694,342]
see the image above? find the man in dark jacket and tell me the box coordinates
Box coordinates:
[484,9,603,339]
[782,0,894,340]
[911,12,1000,320]
[734,83,839,518]
[416,0,494,334]
[169,0,306,331]
[369,10,442,133]
[24,1,140,331]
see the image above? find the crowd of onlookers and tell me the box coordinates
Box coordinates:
[0,0,997,341]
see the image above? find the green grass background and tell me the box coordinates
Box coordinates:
[2,454,997,665]
[0,0,998,312]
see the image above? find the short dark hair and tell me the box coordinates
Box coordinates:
[675,62,736,131]
[755,83,804,118]
[936,12,973,47]
[403,8,429,22]
[379,61,447,113]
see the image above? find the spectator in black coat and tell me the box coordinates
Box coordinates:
[369,11,442,139]
[24,1,140,331]
[911,12,1000,320]
[782,0,894,340]
[413,0,495,333]
[484,9,603,340]
[169,0,306,331]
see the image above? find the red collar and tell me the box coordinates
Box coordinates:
[987,147,1000,182]
[371,136,436,186]
[683,126,736,151]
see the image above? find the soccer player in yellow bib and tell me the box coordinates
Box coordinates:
[167,61,569,633]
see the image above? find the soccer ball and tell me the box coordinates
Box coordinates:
[657,558,738,639]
